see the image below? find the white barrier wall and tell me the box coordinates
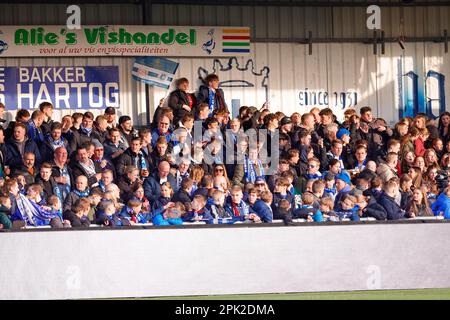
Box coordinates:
[1,223,450,299]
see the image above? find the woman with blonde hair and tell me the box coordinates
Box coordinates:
[408,166,423,190]
[190,165,204,195]
[423,149,440,169]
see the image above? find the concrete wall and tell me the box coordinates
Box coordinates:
[1,222,449,299]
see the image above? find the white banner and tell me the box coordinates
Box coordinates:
[0,25,251,57]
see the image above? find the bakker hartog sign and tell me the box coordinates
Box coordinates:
[0,25,251,57]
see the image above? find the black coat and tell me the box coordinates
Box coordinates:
[69,160,102,186]
[171,189,192,206]
[35,175,59,200]
[5,138,42,169]
[168,89,195,124]
[361,196,387,220]
[115,148,150,177]
[380,192,407,220]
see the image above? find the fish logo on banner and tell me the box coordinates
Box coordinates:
[132,57,179,89]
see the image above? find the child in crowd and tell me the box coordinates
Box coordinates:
[272,177,296,216]
[47,195,71,228]
[152,202,185,226]
[65,198,91,228]
[293,192,318,222]
[95,200,130,227]
[87,189,103,222]
[224,185,261,223]
[152,182,174,216]
[0,196,12,229]
[183,194,213,222]
[334,194,361,221]
[323,173,337,199]
[208,189,231,219]
[119,199,150,225]
[319,197,339,222]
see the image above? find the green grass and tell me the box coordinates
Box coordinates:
[143,288,450,300]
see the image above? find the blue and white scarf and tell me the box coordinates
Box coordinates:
[305,173,322,180]
[80,125,93,137]
[243,156,265,184]
[133,152,148,171]
[14,194,58,226]
[354,160,367,171]
[46,134,66,150]
[208,88,216,116]
[73,188,90,198]
[98,180,106,193]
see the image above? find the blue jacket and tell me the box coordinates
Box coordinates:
[380,192,407,220]
[334,185,352,211]
[119,206,151,224]
[251,200,273,223]
[152,214,183,226]
[335,206,361,221]
[151,129,172,148]
[431,193,450,219]
[224,198,255,221]
[95,211,131,227]
[143,172,178,204]
[182,207,214,222]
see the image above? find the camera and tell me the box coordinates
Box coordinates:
[435,170,449,191]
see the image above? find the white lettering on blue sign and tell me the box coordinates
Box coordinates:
[4,66,119,109]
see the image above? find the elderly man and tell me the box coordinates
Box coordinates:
[51,146,73,201]
[143,160,178,203]
[151,115,172,148]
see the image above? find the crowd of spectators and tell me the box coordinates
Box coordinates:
[1,73,450,230]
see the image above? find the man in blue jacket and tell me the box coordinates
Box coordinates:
[143,160,178,204]
[431,188,450,219]
[251,190,273,223]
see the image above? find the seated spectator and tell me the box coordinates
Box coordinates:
[0,195,12,229]
[63,175,90,213]
[104,127,127,162]
[70,146,102,187]
[224,185,260,222]
[131,183,150,213]
[334,194,360,221]
[35,162,59,200]
[119,198,150,225]
[380,180,408,220]
[405,188,433,218]
[95,200,130,227]
[152,182,174,217]
[334,171,352,211]
[272,177,296,216]
[359,193,387,220]
[251,190,273,223]
[208,189,231,220]
[293,192,317,221]
[143,160,178,203]
[377,152,399,184]
[172,177,193,208]
[152,202,184,226]
[319,197,339,222]
[431,187,450,219]
[117,166,141,203]
[183,194,213,222]
[64,198,91,228]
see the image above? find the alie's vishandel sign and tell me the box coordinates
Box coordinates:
[0,25,251,57]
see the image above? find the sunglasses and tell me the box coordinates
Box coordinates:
[215,168,224,172]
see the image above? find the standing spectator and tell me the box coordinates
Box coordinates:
[6,122,41,171]
[196,74,228,116]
